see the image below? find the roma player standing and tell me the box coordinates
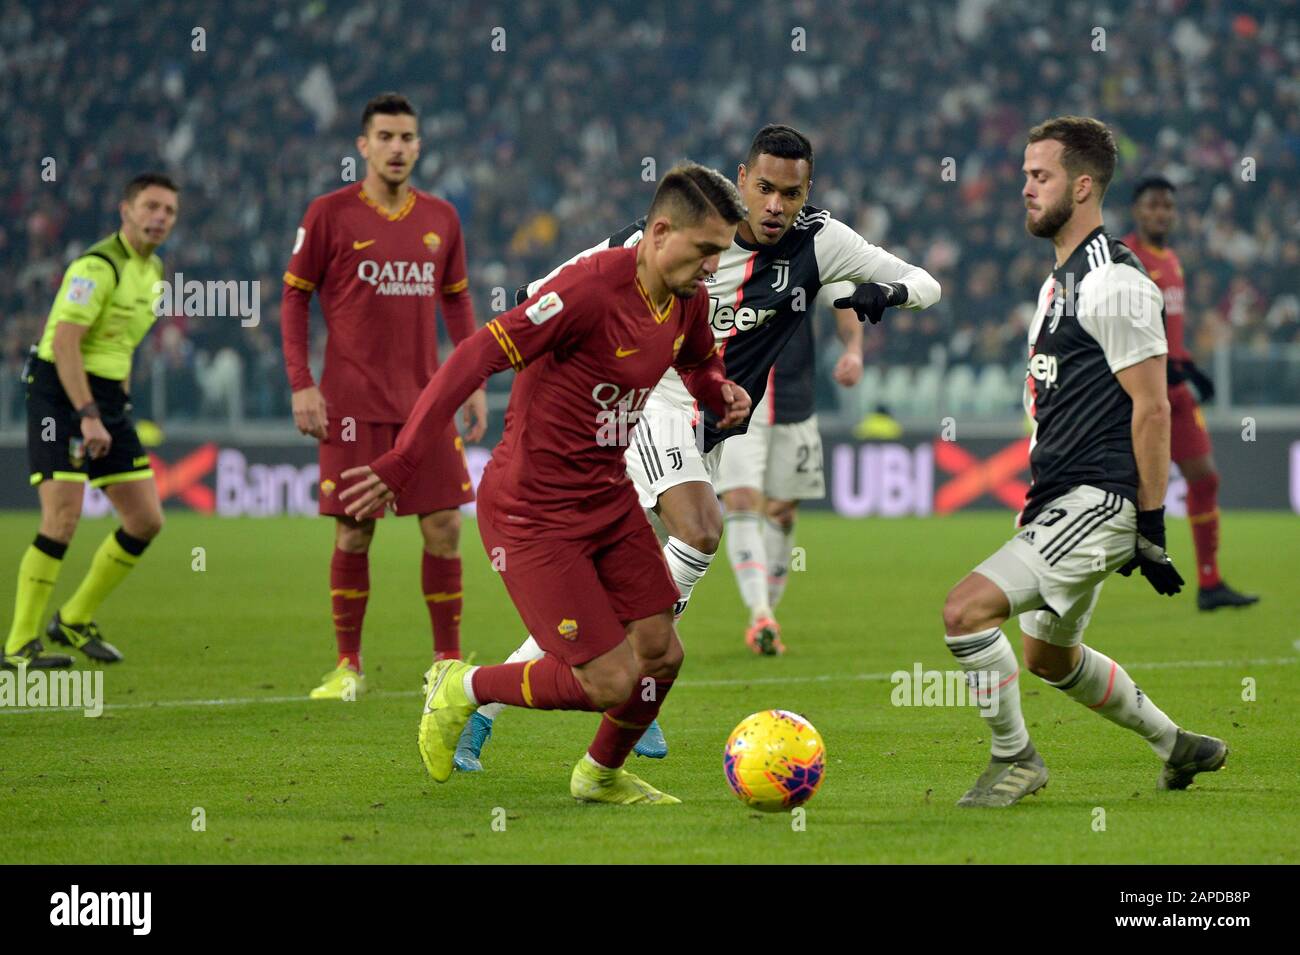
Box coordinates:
[281,93,487,699]
[1124,176,1258,611]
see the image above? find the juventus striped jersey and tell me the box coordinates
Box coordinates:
[526,207,939,450]
[1021,227,1167,524]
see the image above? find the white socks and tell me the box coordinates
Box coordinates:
[1046,645,1180,760]
[663,536,714,621]
[462,666,480,705]
[476,635,543,721]
[945,627,1030,758]
[724,511,772,621]
[763,518,794,609]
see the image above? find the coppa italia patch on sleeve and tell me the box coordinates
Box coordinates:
[525,291,564,325]
[66,276,97,305]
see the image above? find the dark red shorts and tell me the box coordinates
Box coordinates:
[318,417,473,518]
[1169,383,1212,464]
[476,496,679,667]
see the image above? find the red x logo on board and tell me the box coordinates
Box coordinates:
[148,443,218,513]
[933,438,1031,513]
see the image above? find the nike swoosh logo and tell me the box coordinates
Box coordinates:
[615,346,640,358]
[353,239,376,250]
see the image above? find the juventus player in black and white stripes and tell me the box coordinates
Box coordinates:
[714,281,862,654]
[941,116,1226,807]
[451,125,939,771]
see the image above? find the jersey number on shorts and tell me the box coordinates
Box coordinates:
[795,443,822,474]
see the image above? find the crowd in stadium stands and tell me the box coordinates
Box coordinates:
[1,0,1296,423]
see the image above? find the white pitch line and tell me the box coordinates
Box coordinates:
[1,656,1295,717]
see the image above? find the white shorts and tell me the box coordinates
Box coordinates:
[714,389,825,501]
[972,485,1137,647]
[624,394,724,509]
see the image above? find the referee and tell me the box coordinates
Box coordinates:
[4,173,178,669]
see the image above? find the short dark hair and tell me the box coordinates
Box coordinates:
[745,123,814,173]
[647,161,747,227]
[362,92,418,132]
[124,172,178,202]
[1026,115,1118,199]
[1131,175,1176,204]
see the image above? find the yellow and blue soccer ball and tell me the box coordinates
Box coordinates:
[723,710,825,812]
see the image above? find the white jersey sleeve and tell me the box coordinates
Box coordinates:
[816,280,855,310]
[1075,263,1168,373]
[812,217,941,309]
[524,224,645,299]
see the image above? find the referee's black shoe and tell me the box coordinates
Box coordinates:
[1196,582,1260,612]
[47,612,124,663]
[2,638,73,670]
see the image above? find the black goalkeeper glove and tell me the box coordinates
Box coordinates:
[834,282,909,325]
[1116,506,1185,596]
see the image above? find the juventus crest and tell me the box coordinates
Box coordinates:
[770,259,790,293]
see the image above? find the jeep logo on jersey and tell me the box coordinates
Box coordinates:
[357,260,436,295]
[1028,352,1059,389]
[708,297,777,334]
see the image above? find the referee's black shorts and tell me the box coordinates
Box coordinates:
[25,357,152,489]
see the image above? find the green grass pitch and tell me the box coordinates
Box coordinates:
[1,509,1296,863]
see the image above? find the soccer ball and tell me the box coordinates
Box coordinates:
[723,710,825,812]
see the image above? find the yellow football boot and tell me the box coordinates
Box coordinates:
[570,757,681,805]
[309,662,365,700]
[418,659,476,782]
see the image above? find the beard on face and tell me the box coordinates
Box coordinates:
[1143,225,1169,244]
[1025,190,1074,238]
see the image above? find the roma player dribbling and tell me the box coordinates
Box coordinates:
[341,162,751,804]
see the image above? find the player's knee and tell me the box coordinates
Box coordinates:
[639,633,684,681]
[129,510,164,540]
[42,512,81,543]
[588,668,637,710]
[766,500,796,531]
[335,519,374,553]
[941,591,973,635]
[658,638,685,679]
[41,499,83,542]
[1025,654,1071,683]
[1193,469,1220,493]
[420,510,461,556]
[680,515,722,555]
[723,487,761,514]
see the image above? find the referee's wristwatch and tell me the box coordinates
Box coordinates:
[75,401,101,420]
